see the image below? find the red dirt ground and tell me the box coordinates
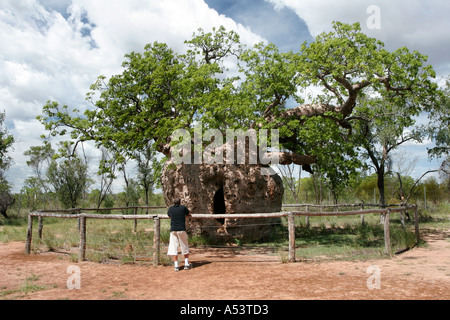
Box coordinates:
[1,229,449,300]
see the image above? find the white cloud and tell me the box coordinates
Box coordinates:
[1,0,448,193]
[265,0,450,75]
[0,0,104,118]
[69,0,264,60]
[1,0,264,119]
[1,0,265,192]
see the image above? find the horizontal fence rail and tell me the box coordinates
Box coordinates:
[25,204,419,264]
[282,203,408,208]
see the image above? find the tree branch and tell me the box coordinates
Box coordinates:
[272,152,316,166]
[268,103,336,122]
[404,168,441,204]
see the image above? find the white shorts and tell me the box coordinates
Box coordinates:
[167,231,189,256]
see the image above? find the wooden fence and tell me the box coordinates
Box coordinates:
[25,204,419,264]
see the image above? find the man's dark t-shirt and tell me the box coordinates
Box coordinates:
[167,205,190,231]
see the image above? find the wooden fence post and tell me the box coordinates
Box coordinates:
[360,204,365,226]
[79,216,86,262]
[38,216,43,239]
[384,209,391,256]
[288,212,295,262]
[77,209,81,231]
[24,205,415,262]
[134,207,138,233]
[305,205,310,228]
[153,216,161,266]
[25,214,33,254]
[414,205,420,244]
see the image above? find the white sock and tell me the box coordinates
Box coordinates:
[185,258,189,266]
[174,261,179,268]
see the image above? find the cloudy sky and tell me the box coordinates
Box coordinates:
[1,0,449,193]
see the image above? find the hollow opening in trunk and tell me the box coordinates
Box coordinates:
[213,186,226,225]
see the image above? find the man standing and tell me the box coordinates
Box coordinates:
[167,198,192,271]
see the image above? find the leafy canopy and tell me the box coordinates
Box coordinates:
[38,22,439,189]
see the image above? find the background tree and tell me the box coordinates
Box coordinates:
[279,163,302,203]
[134,142,162,211]
[21,176,43,211]
[440,156,450,193]
[95,148,117,210]
[355,95,426,207]
[23,141,54,209]
[121,178,141,209]
[46,151,91,209]
[0,111,15,218]
[423,78,450,159]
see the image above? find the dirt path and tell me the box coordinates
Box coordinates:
[1,229,449,300]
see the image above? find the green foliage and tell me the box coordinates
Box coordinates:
[121,179,141,207]
[134,142,162,206]
[298,22,387,104]
[0,111,15,217]
[239,42,301,118]
[36,22,440,200]
[47,155,91,209]
[280,169,449,206]
[423,78,450,158]
[0,111,14,172]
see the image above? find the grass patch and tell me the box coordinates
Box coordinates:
[236,211,427,261]
[0,215,28,243]
[27,216,421,262]
[293,222,418,261]
[418,202,450,229]
[0,273,51,299]
[1,202,448,264]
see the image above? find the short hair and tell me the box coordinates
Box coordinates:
[174,198,181,206]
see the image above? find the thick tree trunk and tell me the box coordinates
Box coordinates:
[377,166,386,208]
